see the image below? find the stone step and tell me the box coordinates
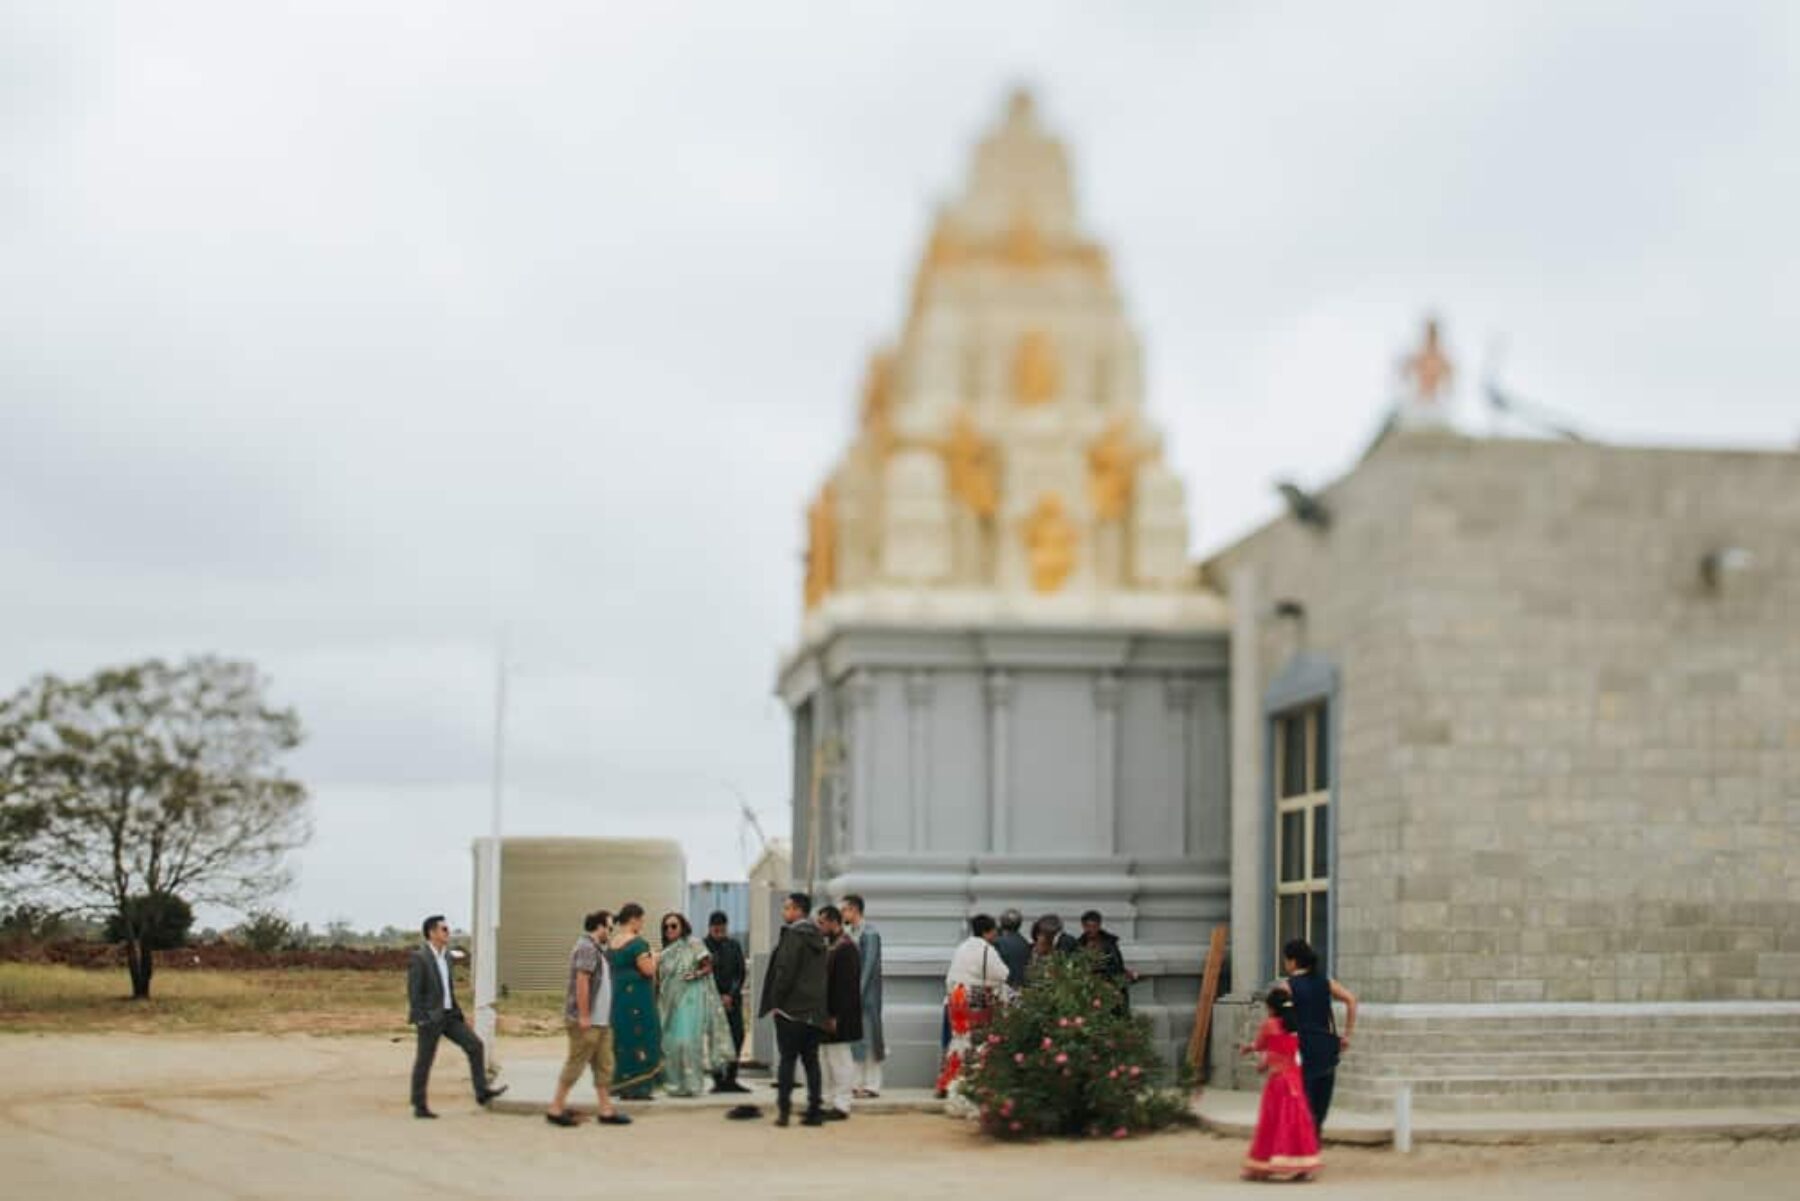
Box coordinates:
[1355,1017,1800,1036]
[1351,1028,1789,1052]
[1343,1049,1800,1077]
[1337,1071,1800,1114]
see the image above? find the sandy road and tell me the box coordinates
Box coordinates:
[3,1033,1796,1201]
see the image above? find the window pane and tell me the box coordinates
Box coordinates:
[1313,706,1330,790]
[1278,893,1306,954]
[1279,810,1306,883]
[1309,890,1330,974]
[1312,805,1330,881]
[1280,715,1308,798]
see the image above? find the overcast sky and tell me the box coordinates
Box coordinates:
[3,2,1794,929]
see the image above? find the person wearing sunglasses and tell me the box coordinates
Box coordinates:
[656,911,735,1097]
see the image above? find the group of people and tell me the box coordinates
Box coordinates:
[409,901,1360,1183]
[405,903,765,1123]
[541,902,762,1126]
[757,892,886,1126]
[936,908,1137,1095]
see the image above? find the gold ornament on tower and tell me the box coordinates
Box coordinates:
[859,351,896,458]
[1012,330,1060,406]
[1003,208,1047,269]
[803,483,837,609]
[1087,419,1152,522]
[942,410,999,518]
[1021,493,1078,594]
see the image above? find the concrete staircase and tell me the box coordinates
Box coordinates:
[1334,1003,1800,1114]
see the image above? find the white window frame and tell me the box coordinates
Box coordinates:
[1273,704,1330,968]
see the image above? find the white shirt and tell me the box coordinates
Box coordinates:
[431,944,452,1011]
[592,942,613,1027]
[946,936,1010,994]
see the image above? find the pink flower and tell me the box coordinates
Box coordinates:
[1112,1127,1129,1140]
[1041,1037,1053,1049]
[1013,1052,1025,1064]
[1129,1065,1142,1077]
[1073,1017,1085,1027]
[1000,1099,1014,1116]
[1092,998,1103,1009]
[1054,1052,1069,1065]
[1057,1017,1070,1028]
[987,1033,1002,1044]
[1108,1068,1119,1079]
[1009,1120,1023,1132]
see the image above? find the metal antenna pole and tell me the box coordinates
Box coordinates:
[473,632,507,1068]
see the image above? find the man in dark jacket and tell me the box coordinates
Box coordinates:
[704,910,750,1094]
[407,914,506,1118]
[995,908,1032,988]
[816,905,864,1120]
[757,891,829,1126]
[1078,909,1136,1013]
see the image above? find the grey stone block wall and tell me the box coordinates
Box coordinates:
[1210,432,1800,1006]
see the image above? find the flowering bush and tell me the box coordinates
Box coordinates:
[958,950,1190,1140]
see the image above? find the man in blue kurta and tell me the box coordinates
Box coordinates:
[841,894,885,1097]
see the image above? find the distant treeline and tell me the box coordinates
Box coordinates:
[1,937,414,972]
[1,904,444,965]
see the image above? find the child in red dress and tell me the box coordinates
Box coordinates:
[1241,986,1321,1182]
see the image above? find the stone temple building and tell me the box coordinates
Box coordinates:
[778,90,1800,1108]
[775,90,1231,1084]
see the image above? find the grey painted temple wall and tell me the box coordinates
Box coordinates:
[777,624,1231,1086]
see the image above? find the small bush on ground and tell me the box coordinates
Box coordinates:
[958,950,1191,1140]
[236,910,293,954]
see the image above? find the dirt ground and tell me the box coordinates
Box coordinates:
[3,1033,1797,1201]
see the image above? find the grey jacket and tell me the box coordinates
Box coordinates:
[407,945,457,1025]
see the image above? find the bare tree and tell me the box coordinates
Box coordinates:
[0,657,310,998]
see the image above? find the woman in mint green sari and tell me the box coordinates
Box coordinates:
[656,912,735,1097]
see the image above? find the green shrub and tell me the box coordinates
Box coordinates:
[958,950,1190,1140]
[236,910,292,954]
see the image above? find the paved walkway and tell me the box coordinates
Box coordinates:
[489,1058,944,1118]
[1194,1088,1800,1146]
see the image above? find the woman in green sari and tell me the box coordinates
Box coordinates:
[608,903,662,1098]
[656,912,736,1096]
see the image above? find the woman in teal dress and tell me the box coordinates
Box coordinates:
[656,912,736,1096]
[608,903,662,1098]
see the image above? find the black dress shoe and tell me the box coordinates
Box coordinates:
[774,1111,791,1128]
[545,1110,578,1127]
[801,1110,826,1127]
[477,1085,509,1106]
[825,1108,849,1121]
[597,1112,633,1126]
[414,1108,439,1119]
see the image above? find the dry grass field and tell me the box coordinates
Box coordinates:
[0,963,565,1036]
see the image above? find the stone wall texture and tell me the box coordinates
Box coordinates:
[1211,432,1800,1005]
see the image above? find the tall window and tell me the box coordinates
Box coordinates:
[1274,704,1331,971]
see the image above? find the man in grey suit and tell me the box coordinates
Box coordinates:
[841,894,885,1098]
[408,914,507,1118]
